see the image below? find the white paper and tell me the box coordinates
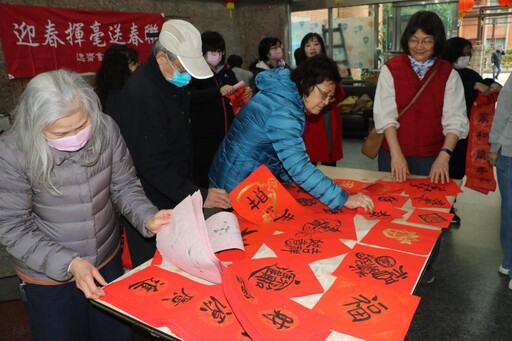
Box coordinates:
[156,191,223,283]
[205,212,244,253]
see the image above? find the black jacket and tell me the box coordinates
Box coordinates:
[105,53,207,209]
[189,65,237,187]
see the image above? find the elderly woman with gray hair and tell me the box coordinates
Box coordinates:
[0,69,172,340]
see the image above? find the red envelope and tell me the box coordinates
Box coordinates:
[357,202,407,220]
[360,221,441,255]
[222,265,335,341]
[225,86,251,116]
[406,208,455,229]
[230,165,310,226]
[331,244,427,294]
[313,278,420,341]
[263,231,351,262]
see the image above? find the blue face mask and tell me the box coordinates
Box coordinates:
[165,70,191,87]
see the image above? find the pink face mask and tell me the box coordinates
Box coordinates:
[269,47,283,60]
[46,124,92,152]
[206,51,223,67]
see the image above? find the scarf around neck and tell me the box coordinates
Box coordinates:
[408,55,436,80]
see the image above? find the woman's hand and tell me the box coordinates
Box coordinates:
[344,193,374,213]
[429,152,450,183]
[220,85,234,96]
[204,188,232,209]
[474,82,490,95]
[69,257,107,299]
[390,151,409,182]
[146,209,172,234]
[242,86,253,99]
[488,151,498,166]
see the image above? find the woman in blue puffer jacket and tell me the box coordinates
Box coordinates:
[209,54,374,212]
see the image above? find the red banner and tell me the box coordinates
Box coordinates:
[0,3,164,79]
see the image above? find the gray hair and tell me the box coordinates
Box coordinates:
[152,40,179,61]
[11,69,106,193]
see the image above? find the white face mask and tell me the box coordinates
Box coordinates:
[453,56,470,70]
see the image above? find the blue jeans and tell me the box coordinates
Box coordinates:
[493,64,502,79]
[21,250,132,341]
[496,149,512,278]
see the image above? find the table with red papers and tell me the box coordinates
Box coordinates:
[92,166,461,341]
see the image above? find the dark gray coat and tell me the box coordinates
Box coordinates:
[0,115,158,282]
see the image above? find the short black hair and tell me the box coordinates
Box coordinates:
[291,54,341,98]
[227,54,243,68]
[400,11,446,56]
[201,31,226,54]
[258,37,282,61]
[442,37,472,64]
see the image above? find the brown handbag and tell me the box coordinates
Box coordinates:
[361,68,439,159]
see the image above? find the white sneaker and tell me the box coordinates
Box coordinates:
[499,265,509,276]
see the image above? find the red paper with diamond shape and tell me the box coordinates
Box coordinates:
[331,244,427,294]
[225,257,324,298]
[222,267,334,341]
[313,278,420,341]
[406,208,454,228]
[360,221,441,255]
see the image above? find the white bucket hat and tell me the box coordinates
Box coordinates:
[158,19,213,79]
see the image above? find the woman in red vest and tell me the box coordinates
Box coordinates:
[373,11,469,283]
[297,33,345,166]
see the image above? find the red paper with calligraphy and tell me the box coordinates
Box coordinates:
[465,93,498,194]
[229,165,310,225]
[264,231,351,262]
[100,266,246,339]
[0,3,163,79]
[407,208,454,229]
[222,265,335,341]
[313,278,420,341]
[360,221,441,255]
[332,244,427,294]
[357,202,407,220]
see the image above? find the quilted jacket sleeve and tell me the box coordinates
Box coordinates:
[0,140,78,281]
[265,107,348,210]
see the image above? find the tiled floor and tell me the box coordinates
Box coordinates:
[1,138,510,340]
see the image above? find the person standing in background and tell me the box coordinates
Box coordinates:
[373,11,468,283]
[249,37,289,93]
[489,76,512,290]
[296,32,345,166]
[491,45,505,80]
[442,37,502,224]
[104,20,231,268]
[94,44,139,109]
[189,31,240,188]
[227,54,253,85]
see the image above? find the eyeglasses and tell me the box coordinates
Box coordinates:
[315,85,335,103]
[408,38,434,47]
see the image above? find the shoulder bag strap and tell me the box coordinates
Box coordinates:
[397,67,439,119]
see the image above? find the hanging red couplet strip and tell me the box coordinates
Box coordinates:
[465,93,498,194]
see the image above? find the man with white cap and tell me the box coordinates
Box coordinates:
[105,19,231,267]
